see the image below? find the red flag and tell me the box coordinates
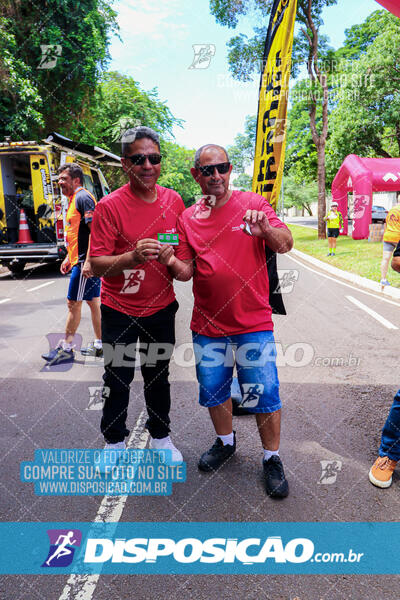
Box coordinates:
[375,0,400,18]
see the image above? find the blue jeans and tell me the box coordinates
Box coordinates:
[379,389,400,461]
[192,330,281,413]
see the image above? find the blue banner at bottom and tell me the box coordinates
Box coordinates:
[0,522,398,574]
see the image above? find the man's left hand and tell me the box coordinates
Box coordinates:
[157,244,176,267]
[81,260,94,279]
[243,210,271,237]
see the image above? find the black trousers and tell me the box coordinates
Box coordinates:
[100,300,178,443]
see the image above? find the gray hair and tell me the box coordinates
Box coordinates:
[58,162,83,184]
[194,144,229,168]
[121,126,160,155]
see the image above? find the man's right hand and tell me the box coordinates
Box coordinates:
[132,238,161,264]
[60,256,71,275]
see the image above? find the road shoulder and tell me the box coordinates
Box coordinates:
[289,248,400,303]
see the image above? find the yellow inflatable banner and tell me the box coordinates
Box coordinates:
[252,0,297,209]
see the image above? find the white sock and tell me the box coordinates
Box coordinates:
[264,449,279,461]
[218,432,234,446]
[94,339,102,349]
[61,340,73,351]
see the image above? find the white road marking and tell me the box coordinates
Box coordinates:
[287,254,400,307]
[0,298,11,304]
[27,281,55,292]
[57,409,149,600]
[346,295,398,330]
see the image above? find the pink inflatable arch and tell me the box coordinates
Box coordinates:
[331,155,400,240]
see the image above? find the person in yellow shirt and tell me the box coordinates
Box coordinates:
[323,201,343,256]
[380,199,400,286]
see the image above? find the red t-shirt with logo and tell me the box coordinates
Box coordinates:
[176,190,289,336]
[90,183,185,317]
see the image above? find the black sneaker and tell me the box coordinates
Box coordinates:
[198,432,236,472]
[81,342,103,358]
[263,455,289,498]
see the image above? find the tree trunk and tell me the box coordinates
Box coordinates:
[317,140,326,238]
[304,202,313,216]
[301,0,328,239]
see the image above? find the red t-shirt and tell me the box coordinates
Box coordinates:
[176,190,289,336]
[90,183,185,317]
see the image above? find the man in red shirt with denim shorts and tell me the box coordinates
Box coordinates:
[160,144,293,497]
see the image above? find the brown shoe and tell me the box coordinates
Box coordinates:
[369,456,397,488]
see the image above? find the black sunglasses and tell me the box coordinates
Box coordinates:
[198,162,230,177]
[125,153,162,165]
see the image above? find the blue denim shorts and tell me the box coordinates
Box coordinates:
[192,330,281,413]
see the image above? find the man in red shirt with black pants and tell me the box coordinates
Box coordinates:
[160,144,293,497]
[90,127,184,462]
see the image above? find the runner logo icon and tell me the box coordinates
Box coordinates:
[240,383,264,408]
[121,270,145,294]
[42,529,82,567]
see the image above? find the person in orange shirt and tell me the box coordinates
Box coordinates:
[42,163,102,365]
[380,198,400,286]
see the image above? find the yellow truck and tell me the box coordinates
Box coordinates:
[0,132,120,274]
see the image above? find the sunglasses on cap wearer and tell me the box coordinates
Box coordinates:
[198,162,231,177]
[124,153,162,165]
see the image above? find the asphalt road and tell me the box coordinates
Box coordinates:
[0,256,399,599]
[286,216,354,235]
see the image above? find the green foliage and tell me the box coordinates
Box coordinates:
[1,0,118,138]
[283,176,317,215]
[0,17,43,137]
[158,142,198,207]
[285,79,319,182]
[232,173,252,191]
[209,0,337,81]
[78,72,183,152]
[326,10,400,181]
[335,9,398,61]
[76,72,187,194]
[289,224,399,286]
[0,2,200,204]
[227,115,257,172]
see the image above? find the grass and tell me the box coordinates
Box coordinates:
[288,224,400,289]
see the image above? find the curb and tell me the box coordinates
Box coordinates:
[288,248,400,303]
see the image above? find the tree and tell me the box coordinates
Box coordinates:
[285,79,319,183]
[227,115,257,173]
[283,176,317,215]
[334,9,397,62]
[158,142,198,207]
[79,72,183,152]
[1,0,118,137]
[232,173,253,191]
[326,11,400,181]
[0,17,43,138]
[209,0,337,237]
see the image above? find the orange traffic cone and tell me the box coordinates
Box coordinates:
[17,209,33,244]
